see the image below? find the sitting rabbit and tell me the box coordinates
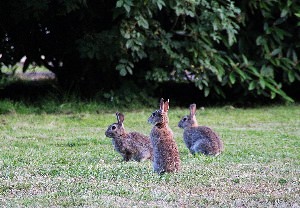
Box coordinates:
[148,98,181,174]
[105,112,153,162]
[178,104,223,156]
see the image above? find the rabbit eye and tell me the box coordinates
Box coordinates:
[112,125,116,130]
[183,117,187,121]
[152,113,156,117]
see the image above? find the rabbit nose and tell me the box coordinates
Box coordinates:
[105,130,111,137]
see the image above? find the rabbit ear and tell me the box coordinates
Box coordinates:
[116,112,125,124]
[164,99,170,112]
[189,104,196,116]
[160,98,165,111]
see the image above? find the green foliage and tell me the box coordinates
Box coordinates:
[233,0,300,102]
[115,0,299,102]
[115,0,242,98]
[0,0,299,102]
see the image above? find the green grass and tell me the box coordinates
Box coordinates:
[0,102,299,207]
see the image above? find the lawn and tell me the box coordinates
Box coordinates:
[0,102,299,207]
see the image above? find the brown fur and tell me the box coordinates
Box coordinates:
[148,98,181,174]
[105,112,153,162]
[178,104,224,156]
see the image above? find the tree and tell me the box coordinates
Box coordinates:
[0,0,299,102]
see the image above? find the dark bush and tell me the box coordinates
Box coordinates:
[0,0,299,103]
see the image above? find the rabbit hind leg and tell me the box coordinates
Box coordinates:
[122,152,132,161]
[193,140,210,155]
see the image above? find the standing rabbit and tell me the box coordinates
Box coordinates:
[148,98,181,174]
[178,104,223,156]
[105,112,153,162]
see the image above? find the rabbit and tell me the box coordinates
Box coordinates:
[148,98,181,174]
[178,103,224,156]
[105,112,153,162]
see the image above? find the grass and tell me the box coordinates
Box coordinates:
[0,101,299,207]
